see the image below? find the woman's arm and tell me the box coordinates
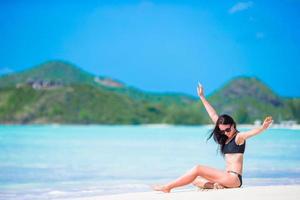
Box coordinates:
[236,116,273,144]
[197,83,219,124]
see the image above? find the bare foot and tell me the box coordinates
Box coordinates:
[192,177,214,189]
[213,183,225,189]
[152,185,171,193]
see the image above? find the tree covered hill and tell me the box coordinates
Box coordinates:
[0,60,298,124]
[208,77,294,123]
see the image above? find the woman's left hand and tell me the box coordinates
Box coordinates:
[262,116,273,129]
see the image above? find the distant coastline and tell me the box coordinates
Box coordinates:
[0,123,300,130]
[142,123,300,130]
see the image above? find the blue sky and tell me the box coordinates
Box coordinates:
[0,0,300,97]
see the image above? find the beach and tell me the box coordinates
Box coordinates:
[68,185,300,200]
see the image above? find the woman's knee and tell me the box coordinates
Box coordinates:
[197,164,205,171]
[192,165,204,174]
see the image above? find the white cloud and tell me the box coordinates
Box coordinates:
[229,1,253,14]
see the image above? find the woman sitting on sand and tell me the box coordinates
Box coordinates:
[153,83,273,192]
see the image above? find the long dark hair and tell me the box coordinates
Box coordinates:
[207,114,237,156]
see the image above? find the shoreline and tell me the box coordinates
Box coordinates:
[65,185,300,200]
[1,123,300,130]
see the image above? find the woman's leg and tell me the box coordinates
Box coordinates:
[153,165,239,192]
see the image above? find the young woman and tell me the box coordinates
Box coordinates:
[153,83,273,192]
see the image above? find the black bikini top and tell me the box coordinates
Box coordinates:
[223,133,246,154]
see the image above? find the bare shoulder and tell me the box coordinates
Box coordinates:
[235,132,245,145]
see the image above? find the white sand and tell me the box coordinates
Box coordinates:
[68,185,300,200]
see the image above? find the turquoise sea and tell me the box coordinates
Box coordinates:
[0,125,300,199]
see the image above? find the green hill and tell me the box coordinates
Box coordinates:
[0,60,96,87]
[0,61,298,124]
[0,85,204,124]
[207,77,294,123]
[0,61,203,124]
[0,60,197,104]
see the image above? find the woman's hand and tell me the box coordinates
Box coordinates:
[197,82,204,98]
[262,116,273,129]
[239,116,273,141]
[196,82,218,123]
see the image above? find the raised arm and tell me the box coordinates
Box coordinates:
[197,83,219,124]
[236,116,273,144]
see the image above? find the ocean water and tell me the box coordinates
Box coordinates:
[0,125,299,199]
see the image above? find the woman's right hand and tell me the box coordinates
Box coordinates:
[197,82,204,98]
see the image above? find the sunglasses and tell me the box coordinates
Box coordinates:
[219,125,232,133]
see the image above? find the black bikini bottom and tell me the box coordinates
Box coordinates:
[227,170,242,187]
